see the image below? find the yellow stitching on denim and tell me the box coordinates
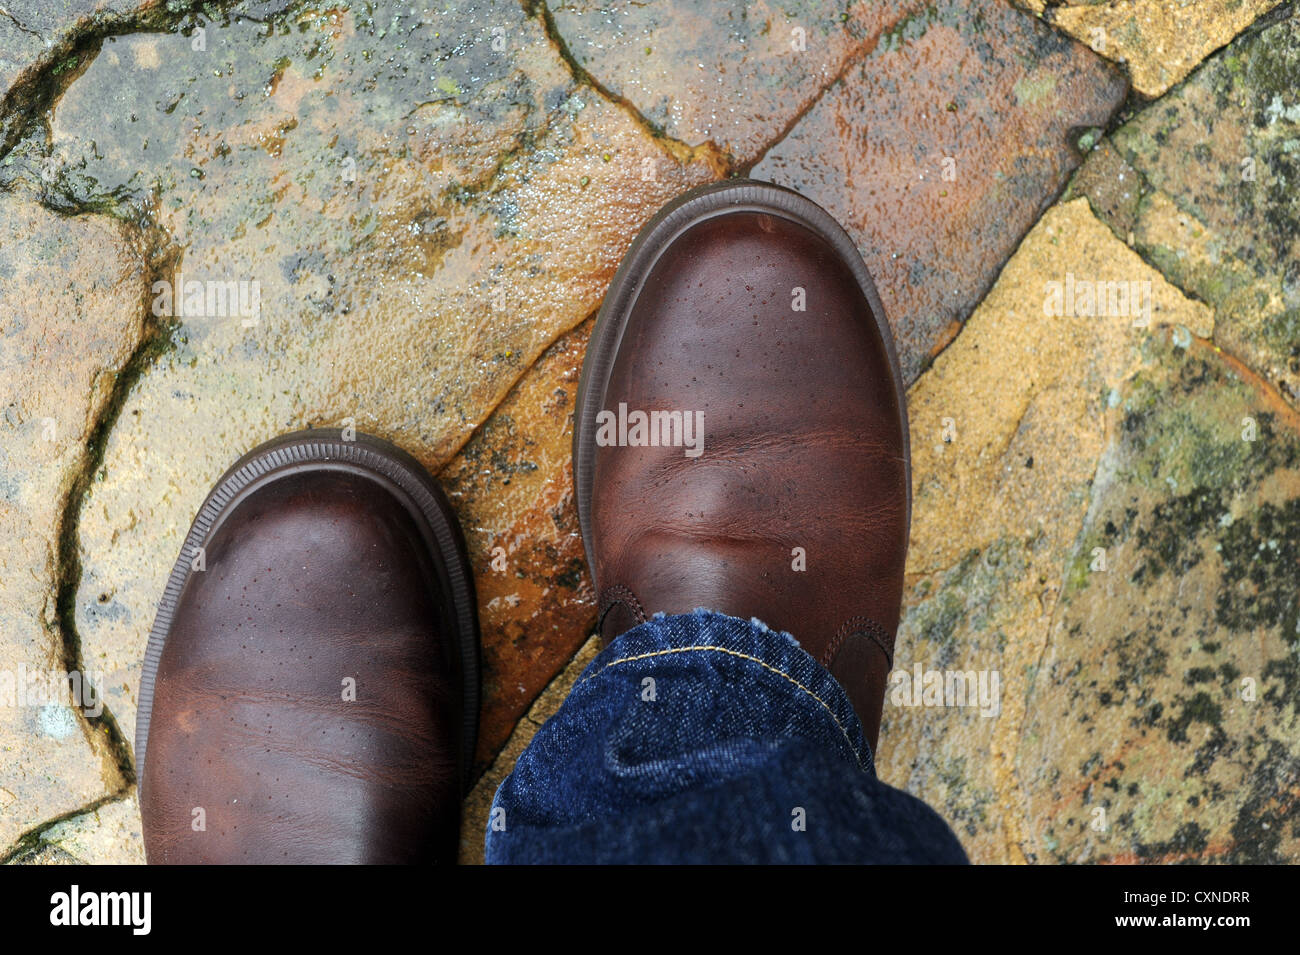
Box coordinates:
[581,645,864,765]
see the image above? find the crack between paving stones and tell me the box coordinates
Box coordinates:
[522,0,730,176]
[1139,250,1299,419]
[910,19,1137,379]
[733,25,890,177]
[915,159,1103,381]
[0,0,268,161]
[1188,333,1300,433]
[0,7,40,39]
[1074,160,1300,417]
[1042,0,1296,105]
[52,244,179,792]
[434,307,598,476]
[462,635,595,798]
[0,789,133,864]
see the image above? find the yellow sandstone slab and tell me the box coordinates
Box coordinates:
[1021,0,1283,97]
[882,197,1211,862]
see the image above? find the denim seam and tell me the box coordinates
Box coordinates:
[580,644,866,768]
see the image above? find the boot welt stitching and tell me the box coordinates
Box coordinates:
[580,645,866,769]
[597,584,647,634]
[825,615,894,670]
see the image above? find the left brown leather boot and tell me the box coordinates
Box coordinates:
[137,429,478,863]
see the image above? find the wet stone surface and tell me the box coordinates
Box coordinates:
[884,197,1214,863]
[753,0,1127,382]
[0,193,147,849]
[1017,0,1284,98]
[550,0,926,163]
[1092,6,1300,409]
[1018,336,1300,863]
[1,1,1295,865]
[440,319,596,769]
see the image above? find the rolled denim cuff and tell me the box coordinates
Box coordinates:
[582,608,873,774]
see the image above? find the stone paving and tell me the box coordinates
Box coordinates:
[0,0,1295,864]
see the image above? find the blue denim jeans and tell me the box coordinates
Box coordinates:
[485,610,968,864]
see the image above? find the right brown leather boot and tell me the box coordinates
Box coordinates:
[137,429,479,863]
[574,180,911,751]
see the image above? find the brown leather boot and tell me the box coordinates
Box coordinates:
[574,180,910,750]
[137,429,479,863]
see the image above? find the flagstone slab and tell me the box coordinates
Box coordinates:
[440,319,597,770]
[548,0,929,162]
[752,0,1127,384]
[0,1,143,150]
[0,193,146,849]
[58,2,714,767]
[882,198,1212,863]
[1112,5,1300,288]
[1018,0,1283,98]
[4,793,144,864]
[0,2,299,153]
[1017,334,1300,863]
[1069,8,1300,409]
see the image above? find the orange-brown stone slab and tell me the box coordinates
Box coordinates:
[440,320,597,772]
[753,0,1127,382]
